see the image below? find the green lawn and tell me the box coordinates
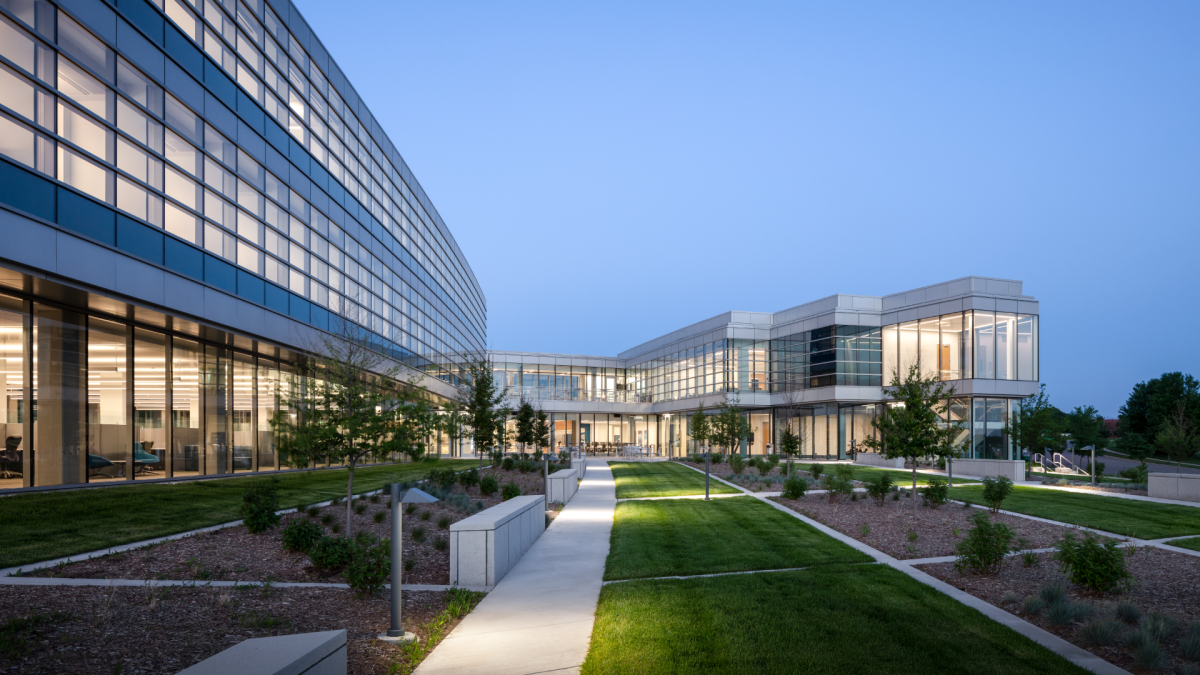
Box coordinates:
[947,485,1200,539]
[0,460,478,570]
[582,565,1090,675]
[791,463,977,486]
[610,461,740,499]
[1166,536,1200,552]
[604,496,871,580]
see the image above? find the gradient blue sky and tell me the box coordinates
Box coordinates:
[294,0,1199,417]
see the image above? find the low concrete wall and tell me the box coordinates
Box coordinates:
[449,495,546,587]
[178,630,346,675]
[953,459,1024,482]
[855,453,905,469]
[548,467,579,504]
[1149,473,1200,503]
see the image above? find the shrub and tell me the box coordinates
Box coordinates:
[331,523,340,534]
[427,468,458,490]
[756,458,772,476]
[981,476,1014,511]
[518,459,537,474]
[354,503,367,515]
[404,504,416,515]
[345,536,390,598]
[1021,551,1039,568]
[728,455,745,474]
[1052,532,1132,593]
[305,506,320,518]
[782,475,808,500]
[411,526,427,543]
[810,464,825,480]
[1092,461,1105,479]
[369,494,380,504]
[1119,462,1149,484]
[480,475,500,496]
[501,457,516,471]
[241,481,281,534]
[919,477,948,508]
[953,511,1014,575]
[1079,618,1121,646]
[309,536,354,571]
[373,511,386,524]
[711,453,724,464]
[438,516,451,530]
[458,469,480,489]
[281,519,323,553]
[822,471,854,503]
[1180,622,1200,662]
[320,513,333,525]
[1117,601,1142,625]
[502,482,520,501]
[865,472,894,507]
[433,537,449,551]
[420,510,431,521]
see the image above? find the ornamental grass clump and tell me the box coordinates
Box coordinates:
[953,511,1014,575]
[1132,641,1166,671]
[782,475,808,500]
[1079,618,1121,646]
[241,481,281,534]
[981,476,1014,512]
[1117,601,1142,625]
[865,472,894,507]
[1053,532,1132,593]
[1180,622,1200,662]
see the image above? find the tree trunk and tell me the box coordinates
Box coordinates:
[912,464,918,520]
[346,460,356,537]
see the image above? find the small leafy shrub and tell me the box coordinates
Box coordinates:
[907,530,919,542]
[1079,618,1121,646]
[354,503,367,515]
[305,506,319,518]
[712,453,724,464]
[1119,462,1150,484]
[518,459,537,474]
[1093,461,1105,479]
[502,482,520,501]
[892,492,900,501]
[433,537,449,551]
[480,475,499,496]
[241,481,281,534]
[728,455,745,474]
[1053,532,1131,593]
[823,468,854,503]
[403,558,415,571]
[373,511,386,524]
[1180,622,1200,661]
[865,472,894,507]
[281,519,323,553]
[1132,641,1165,671]
[501,457,516,471]
[411,526,427,543]
[981,476,1014,511]
[810,464,825,480]
[919,477,948,508]
[308,536,354,571]
[345,536,390,598]
[953,511,1014,575]
[438,516,451,530]
[850,493,858,502]
[1117,601,1142,625]
[427,468,458,489]
[782,475,808,500]
[459,469,480,489]
[420,510,431,521]
[756,458,772,476]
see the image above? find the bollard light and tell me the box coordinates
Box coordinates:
[377,485,438,644]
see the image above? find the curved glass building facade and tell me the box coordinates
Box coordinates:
[0,0,484,490]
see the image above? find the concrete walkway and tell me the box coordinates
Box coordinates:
[415,459,616,675]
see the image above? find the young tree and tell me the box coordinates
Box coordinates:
[458,357,510,468]
[534,407,550,456]
[1005,384,1066,459]
[776,389,809,476]
[440,400,467,459]
[779,426,800,477]
[690,405,711,454]
[862,364,965,520]
[1066,404,1106,470]
[514,399,536,456]
[1156,401,1200,472]
[712,396,751,455]
[494,417,511,456]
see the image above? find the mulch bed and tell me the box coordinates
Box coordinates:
[917,547,1200,674]
[0,584,463,674]
[771,494,1113,560]
[675,459,795,492]
[31,467,550,586]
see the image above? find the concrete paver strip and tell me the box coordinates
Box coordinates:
[414,459,616,675]
[0,577,488,592]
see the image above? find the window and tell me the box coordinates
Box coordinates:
[204,188,235,227]
[57,57,110,120]
[236,178,262,216]
[164,165,199,210]
[204,222,235,261]
[995,313,1016,381]
[164,95,201,145]
[117,98,163,153]
[1017,315,1037,381]
[204,124,235,167]
[165,201,200,243]
[236,209,262,245]
[116,59,162,117]
[237,239,261,273]
[0,110,34,166]
[57,102,110,160]
[165,0,200,41]
[164,130,199,177]
[0,62,34,119]
[0,13,35,73]
[57,144,110,201]
[117,175,163,225]
[203,156,235,197]
[973,311,995,380]
[57,16,113,81]
[117,137,162,188]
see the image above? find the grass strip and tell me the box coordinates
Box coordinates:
[1166,536,1200,552]
[581,565,1091,675]
[605,496,870,580]
[0,460,478,570]
[791,463,977,486]
[610,461,740,499]
[947,485,1200,539]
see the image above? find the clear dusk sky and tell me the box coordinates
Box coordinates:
[294,0,1200,417]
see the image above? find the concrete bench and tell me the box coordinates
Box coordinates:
[855,453,905,469]
[177,630,346,675]
[449,495,546,587]
[952,459,1024,482]
[1149,473,1200,503]
[548,467,579,504]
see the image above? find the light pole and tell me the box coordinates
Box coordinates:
[663,414,672,460]
[378,485,438,644]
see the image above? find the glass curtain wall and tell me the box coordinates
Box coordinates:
[879,311,1037,383]
[232,353,254,470]
[0,297,26,490]
[256,358,278,470]
[134,330,167,476]
[86,318,127,483]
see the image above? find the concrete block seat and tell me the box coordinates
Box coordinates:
[1149,473,1200,503]
[449,495,546,587]
[178,630,346,675]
